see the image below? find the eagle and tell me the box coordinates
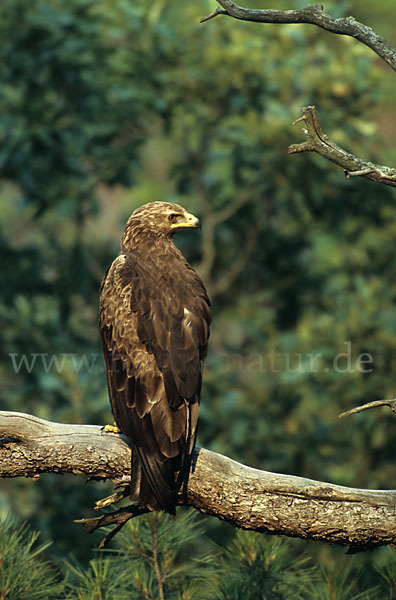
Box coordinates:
[99,201,211,513]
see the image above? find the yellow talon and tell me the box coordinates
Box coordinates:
[104,423,121,434]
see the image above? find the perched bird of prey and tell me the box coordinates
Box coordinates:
[100,202,211,512]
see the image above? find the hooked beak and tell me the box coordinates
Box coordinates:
[170,212,201,230]
[184,212,201,229]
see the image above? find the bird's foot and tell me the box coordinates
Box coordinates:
[103,422,121,434]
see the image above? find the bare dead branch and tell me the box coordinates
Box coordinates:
[209,191,253,228]
[2,410,396,550]
[76,505,150,547]
[201,4,396,188]
[197,190,259,297]
[200,7,227,23]
[201,2,396,73]
[195,189,217,295]
[289,106,396,187]
[211,217,261,296]
[197,188,257,297]
[94,487,131,510]
[339,399,396,419]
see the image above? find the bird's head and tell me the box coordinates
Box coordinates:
[121,202,200,248]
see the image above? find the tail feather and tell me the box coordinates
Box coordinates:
[131,447,177,513]
[166,402,196,508]
[129,402,198,513]
[167,450,193,510]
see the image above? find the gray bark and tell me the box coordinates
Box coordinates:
[1,410,396,549]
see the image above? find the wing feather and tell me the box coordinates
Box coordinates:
[100,243,210,511]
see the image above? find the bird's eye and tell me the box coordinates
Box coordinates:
[169,213,178,223]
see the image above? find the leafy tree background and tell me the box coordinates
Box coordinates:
[1,0,396,595]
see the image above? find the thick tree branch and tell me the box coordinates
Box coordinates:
[289,106,396,187]
[201,2,396,73]
[2,410,396,550]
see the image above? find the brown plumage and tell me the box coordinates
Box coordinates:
[100,202,211,512]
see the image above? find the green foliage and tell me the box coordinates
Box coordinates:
[1,516,390,599]
[64,556,126,600]
[374,548,396,599]
[1,0,396,593]
[0,0,143,214]
[305,563,377,600]
[107,510,214,600]
[212,530,314,600]
[0,516,63,599]
[63,510,214,600]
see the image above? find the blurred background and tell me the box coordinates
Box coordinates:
[1,0,396,596]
